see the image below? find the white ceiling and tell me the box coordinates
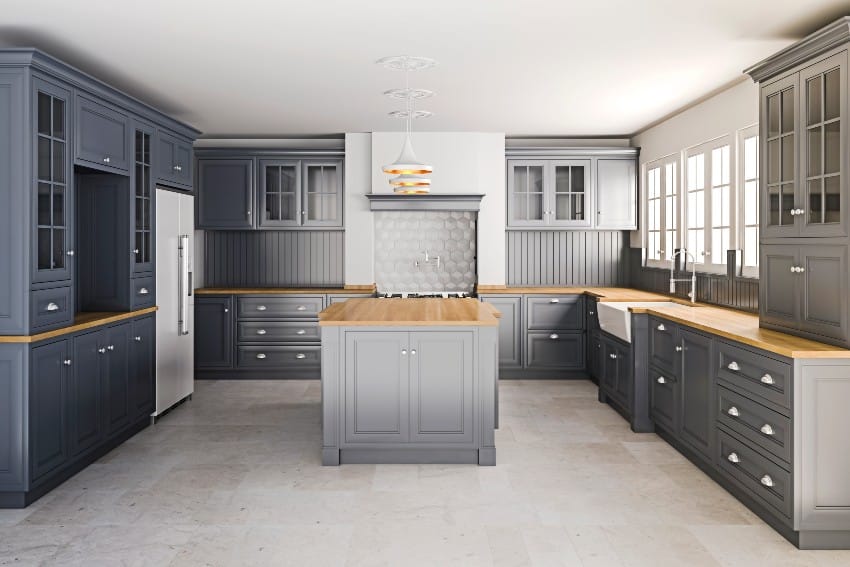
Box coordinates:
[2,0,848,138]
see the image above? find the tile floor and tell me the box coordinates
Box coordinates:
[2,379,850,566]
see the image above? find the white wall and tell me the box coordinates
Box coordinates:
[340,132,508,287]
[629,79,759,245]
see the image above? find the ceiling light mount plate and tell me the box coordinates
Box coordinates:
[376,55,437,72]
[383,88,434,100]
[388,110,433,120]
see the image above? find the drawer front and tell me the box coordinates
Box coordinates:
[130,276,155,309]
[717,386,791,464]
[716,339,791,410]
[237,296,324,319]
[236,345,321,369]
[526,331,585,370]
[650,365,678,432]
[649,316,678,374]
[526,295,584,331]
[237,321,320,343]
[716,430,792,520]
[31,286,73,331]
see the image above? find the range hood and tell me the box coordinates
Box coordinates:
[366,192,484,212]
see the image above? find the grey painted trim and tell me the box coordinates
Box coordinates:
[365,193,485,212]
[0,49,199,138]
[195,148,344,158]
[744,17,850,83]
[505,146,639,158]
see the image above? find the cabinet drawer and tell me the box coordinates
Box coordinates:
[237,296,323,319]
[130,276,155,309]
[716,430,792,520]
[716,340,791,410]
[717,386,791,464]
[526,331,585,370]
[237,321,320,343]
[649,316,678,374]
[526,295,584,330]
[236,345,320,369]
[650,365,678,432]
[75,95,130,172]
[31,286,73,331]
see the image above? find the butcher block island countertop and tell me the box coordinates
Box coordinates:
[319,298,500,326]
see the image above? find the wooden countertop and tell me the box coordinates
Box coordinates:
[319,298,499,326]
[477,286,670,302]
[195,286,375,295]
[0,307,159,344]
[628,303,850,359]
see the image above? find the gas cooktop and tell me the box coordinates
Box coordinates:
[378,292,472,299]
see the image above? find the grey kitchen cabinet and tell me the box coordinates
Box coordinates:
[479,295,522,369]
[156,130,193,190]
[679,327,714,460]
[505,148,638,230]
[327,293,374,305]
[596,159,637,230]
[194,296,233,369]
[131,123,155,275]
[588,331,602,381]
[526,331,585,370]
[649,316,679,375]
[196,159,254,229]
[760,243,848,344]
[74,94,130,174]
[526,295,584,330]
[69,330,104,457]
[302,160,343,227]
[258,159,300,228]
[650,364,679,433]
[104,322,132,438]
[597,332,634,416]
[29,340,70,482]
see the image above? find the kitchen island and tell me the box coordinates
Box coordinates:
[319,298,499,466]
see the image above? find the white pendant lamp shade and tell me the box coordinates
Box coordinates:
[377,55,436,193]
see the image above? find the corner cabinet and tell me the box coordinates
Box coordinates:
[747,21,850,348]
[505,148,638,230]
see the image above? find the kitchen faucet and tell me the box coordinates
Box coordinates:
[669,249,697,303]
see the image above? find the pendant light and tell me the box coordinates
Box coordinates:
[377,55,436,194]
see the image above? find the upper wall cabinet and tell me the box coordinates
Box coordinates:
[505,148,638,230]
[156,130,194,190]
[195,151,344,231]
[74,94,130,174]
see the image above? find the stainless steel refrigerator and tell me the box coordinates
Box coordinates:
[154,188,194,417]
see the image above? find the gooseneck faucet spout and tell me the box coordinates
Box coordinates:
[669,249,697,303]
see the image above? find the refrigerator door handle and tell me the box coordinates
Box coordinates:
[178,235,191,336]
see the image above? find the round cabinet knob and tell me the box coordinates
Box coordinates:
[410,349,417,355]
[798,266,805,273]
[256,305,267,311]
[727,361,740,371]
[256,353,266,360]
[98,347,107,354]
[549,298,560,303]
[675,346,683,352]
[760,374,775,385]
[296,306,307,311]
[760,424,775,436]
[107,345,115,351]
[134,336,142,342]
[609,353,618,359]
[65,250,75,257]
[589,311,595,316]
[401,349,408,355]
[549,333,559,340]
[224,308,229,313]
[103,157,111,163]
[657,376,667,384]
[727,452,740,464]
[63,359,72,366]
[657,323,666,331]
[727,406,740,417]
[138,287,149,295]
[295,353,307,360]
[760,475,775,488]
[45,302,59,312]
[133,249,140,254]
[296,329,306,335]
[796,208,805,215]
[256,329,267,335]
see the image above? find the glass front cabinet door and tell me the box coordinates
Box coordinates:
[800,52,846,237]
[303,159,343,227]
[761,75,798,238]
[32,77,73,284]
[132,125,154,274]
[258,160,300,228]
[550,160,591,227]
[507,160,546,226]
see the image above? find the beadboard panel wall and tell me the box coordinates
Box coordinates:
[506,230,629,286]
[626,248,758,312]
[203,231,344,287]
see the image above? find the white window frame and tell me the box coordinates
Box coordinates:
[683,135,735,274]
[642,154,680,269]
[737,125,760,278]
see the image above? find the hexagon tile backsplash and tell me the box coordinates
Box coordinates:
[374,211,477,293]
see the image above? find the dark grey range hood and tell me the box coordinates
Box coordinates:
[365,193,485,212]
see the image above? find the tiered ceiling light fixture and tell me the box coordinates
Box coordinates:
[377,55,436,194]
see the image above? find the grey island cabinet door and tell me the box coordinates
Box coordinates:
[104,323,132,438]
[196,159,254,229]
[74,94,130,173]
[69,330,104,457]
[799,244,848,343]
[344,331,409,443]
[596,159,637,229]
[32,77,74,286]
[408,331,474,443]
[679,328,713,461]
[194,296,233,369]
[759,244,799,332]
[257,160,300,228]
[29,339,70,483]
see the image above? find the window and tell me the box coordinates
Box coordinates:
[643,155,678,267]
[739,125,759,277]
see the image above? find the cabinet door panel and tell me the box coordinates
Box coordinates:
[649,317,678,375]
[303,159,343,227]
[104,323,132,437]
[679,328,713,460]
[800,245,848,343]
[480,296,522,369]
[760,75,799,238]
[507,160,546,226]
[409,332,474,443]
[30,340,69,482]
[155,134,176,182]
[759,245,799,331]
[70,330,104,456]
[173,140,192,186]
[197,159,254,229]
[614,341,631,405]
[130,316,155,421]
[258,160,300,228]
[75,95,130,172]
[344,332,409,443]
[550,160,592,227]
[596,159,637,229]
[194,297,233,369]
[650,365,678,432]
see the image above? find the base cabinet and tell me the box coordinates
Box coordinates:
[29,341,70,482]
[679,328,714,459]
